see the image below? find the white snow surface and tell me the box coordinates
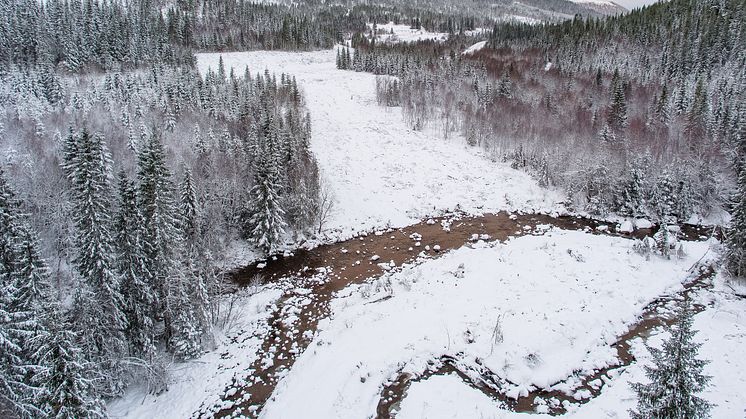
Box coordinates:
[397,374,503,418]
[462,40,488,55]
[260,230,715,419]
[398,277,746,419]
[196,49,560,240]
[367,22,448,44]
[507,15,543,25]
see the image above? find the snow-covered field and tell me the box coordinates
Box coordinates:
[259,230,724,418]
[367,22,449,44]
[196,49,560,242]
[396,280,746,419]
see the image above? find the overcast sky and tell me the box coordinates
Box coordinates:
[614,0,661,10]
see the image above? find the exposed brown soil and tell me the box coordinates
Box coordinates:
[375,265,716,417]
[199,212,715,418]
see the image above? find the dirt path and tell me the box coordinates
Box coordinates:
[375,266,716,417]
[197,212,712,418]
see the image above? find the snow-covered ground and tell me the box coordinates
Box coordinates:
[108,287,283,419]
[259,229,720,418]
[196,49,560,242]
[367,22,449,44]
[506,15,543,25]
[397,278,746,419]
[462,40,488,55]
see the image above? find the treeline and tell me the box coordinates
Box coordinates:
[0,0,194,72]
[0,60,322,418]
[170,0,487,52]
[486,0,746,143]
[329,0,609,22]
[488,0,746,276]
[167,0,359,51]
[342,0,745,226]
[0,0,490,70]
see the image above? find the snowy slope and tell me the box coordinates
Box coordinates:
[259,230,714,418]
[462,40,488,55]
[368,22,449,44]
[196,49,560,240]
[569,0,627,14]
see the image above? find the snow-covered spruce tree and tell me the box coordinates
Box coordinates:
[31,305,106,419]
[684,78,709,145]
[653,224,674,260]
[0,168,44,418]
[654,84,671,126]
[630,299,712,419]
[138,134,203,359]
[179,168,199,240]
[607,69,628,132]
[115,171,156,359]
[62,128,127,397]
[726,160,746,278]
[13,224,51,315]
[246,150,287,255]
[164,270,203,360]
[619,157,647,218]
[179,168,211,347]
[137,133,178,327]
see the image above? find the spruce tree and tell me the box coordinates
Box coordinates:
[685,79,708,143]
[61,128,127,396]
[630,299,712,419]
[655,84,671,126]
[608,69,628,132]
[179,169,212,347]
[179,168,199,240]
[0,168,43,418]
[137,134,203,357]
[31,305,106,419]
[247,151,287,255]
[726,160,746,278]
[137,132,179,310]
[114,171,155,359]
[620,159,646,217]
[13,225,52,313]
[0,169,49,417]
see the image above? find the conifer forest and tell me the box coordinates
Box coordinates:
[1,0,745,418]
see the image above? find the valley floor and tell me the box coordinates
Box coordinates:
[196,48,560,241]
[109,48,744,419]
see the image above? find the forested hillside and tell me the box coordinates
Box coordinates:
[348,0,744,228]
[1,0,328,416]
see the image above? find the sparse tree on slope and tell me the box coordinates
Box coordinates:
[630,299,712,419]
